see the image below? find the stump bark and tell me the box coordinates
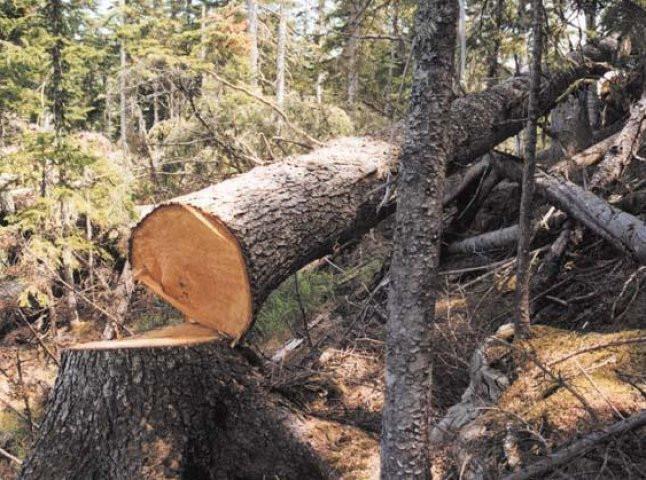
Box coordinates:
[19,341,329,480]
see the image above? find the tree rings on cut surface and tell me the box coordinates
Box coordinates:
[129,204,253,343]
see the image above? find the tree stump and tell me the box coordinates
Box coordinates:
[19,338,329,480]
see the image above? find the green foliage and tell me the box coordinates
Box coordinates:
[0,131,134,305]
[0,410,32,458]
[255,268,337,340]
[254,257,383,341]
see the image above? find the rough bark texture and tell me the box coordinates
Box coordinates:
[135,137,397,319]
[381,0,458,478]
[515,0,543,336]
[449,38,614,170]
[494,154,646,264]
[19,342,330,480]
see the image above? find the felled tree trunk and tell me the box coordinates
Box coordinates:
[130,138,397,341]
[19,340,330,480]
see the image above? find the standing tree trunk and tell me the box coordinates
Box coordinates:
[457,0,467,83]
[315,0,326,104]
[514,0,542,337]
[345,2,363,105]
[381,0,458,478]
[246,0,259,89]
[486,0,505,87]
[276,1,288,110]
[119,0,128,154]
[385,2,400,117]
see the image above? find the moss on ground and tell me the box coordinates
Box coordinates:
[491,326,645,440]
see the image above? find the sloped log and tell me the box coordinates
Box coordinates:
[493,154,646,264]
[130,138,397,341]
[449,39,614,169]
[130,36,617,342]
[19,339,331,480]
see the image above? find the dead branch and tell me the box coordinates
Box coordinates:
[493,153,646,264]
[590,92,646,190]
[550,133,619,177]
[501,410,646,480]
[548,336,646,367]
[0,446,23,466]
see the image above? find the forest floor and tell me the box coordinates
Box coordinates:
[1,208,645,479]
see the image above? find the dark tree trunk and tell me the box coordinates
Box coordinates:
[381,0,458,478]
[450,37,614,170]
[19,342,329,480]
[485,0,505,87]
[514,0,543,337]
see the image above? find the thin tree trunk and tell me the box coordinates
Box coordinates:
[457,0,467,83]
[345,3,362,105]
[315,0,326,104]
[584,0,601,130]
[119,0,128,154]
[381,0,459,478]
[514,0,542,337]
[200,2,208,61]
[385,2,400,117]
[246,0,259,89]
[276,1,288,110]
[486,0,504,87]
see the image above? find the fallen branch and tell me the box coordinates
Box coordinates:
[501,410,646,480]
[0,446,23,466]
[446,225,520,254]
[548,336,646,367]
[493,154,646,264]
[550,132,619,177]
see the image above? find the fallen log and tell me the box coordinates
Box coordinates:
[590,91,646,190]
[446,225,520,254]
[493,154,646,264]
[130,137,397,341]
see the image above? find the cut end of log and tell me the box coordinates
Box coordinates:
[72,323,221,350]
[130,203,252,341]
